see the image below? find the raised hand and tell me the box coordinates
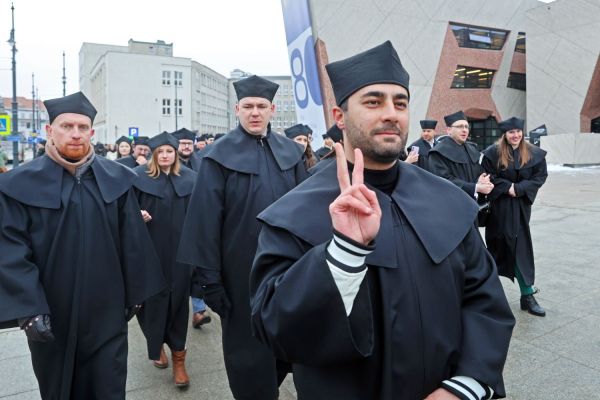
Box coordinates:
[476,173,494,195]
[136,155,148,165]
[329,143,382,246]
[141,210,152,223]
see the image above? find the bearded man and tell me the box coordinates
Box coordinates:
[0,92,165,399]
[250,41,514,400]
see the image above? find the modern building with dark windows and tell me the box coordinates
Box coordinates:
[308,0,600,163]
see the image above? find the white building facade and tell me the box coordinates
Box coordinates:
[79,40,230,144]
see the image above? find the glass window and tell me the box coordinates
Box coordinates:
[162,71,171,86]
[162,98,171,115]
[507,72,526,91]
[469,117,500,149]
[591,116,600,133]
[175,99,183,115]
[451,65,496,89]
[515,32,526,53]
[450,23,508,50]
[174,71,183,87]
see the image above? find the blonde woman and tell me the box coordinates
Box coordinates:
[132,132,196,387]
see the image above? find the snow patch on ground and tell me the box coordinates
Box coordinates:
[547,164,600,173]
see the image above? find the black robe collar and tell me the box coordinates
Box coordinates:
[483,143,547,171]
[430,137,481,164]
[0,155,136,209]
[132,164,196,198]
[202,125,303,174]
[115,155,138,168]
[258,161,478,265]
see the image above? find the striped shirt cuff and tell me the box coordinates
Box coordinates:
[326,231,374,316]
[326,230,374,271]
[441,376,493,400]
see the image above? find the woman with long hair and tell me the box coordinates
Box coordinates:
[482,117,548,317]
[284,123,317,171]
[132,131,197,387]
[115,135,133,159]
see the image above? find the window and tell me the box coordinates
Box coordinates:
[450,23,508,50]
[469,117,501,149]
[162,71,171,86]
[507,72,526,91]
[175,99,182,115]
[515,32,526,53]
[174,71,183,87]
[162,99,171,115]
[451,66,496,89]
[592,116,600,133]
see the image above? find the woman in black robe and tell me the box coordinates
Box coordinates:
[482,117,548,316]
[115,135,133,159]
[132,132,196,386]
[284,123,318,171]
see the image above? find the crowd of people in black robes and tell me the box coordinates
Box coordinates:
[0,39,554,400]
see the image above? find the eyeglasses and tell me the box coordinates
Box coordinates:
[451,124,470,130]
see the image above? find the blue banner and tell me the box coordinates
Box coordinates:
[281,0,326,147]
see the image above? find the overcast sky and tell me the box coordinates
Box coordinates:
[0,0,291,100]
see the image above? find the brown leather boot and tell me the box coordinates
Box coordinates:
[172,349,190,388]
[152,345,169,369]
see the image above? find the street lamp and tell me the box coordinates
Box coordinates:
[8,2,19,167]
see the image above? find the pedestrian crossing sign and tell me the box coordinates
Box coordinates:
[0,115,10,136]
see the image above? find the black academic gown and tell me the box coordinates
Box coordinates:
[481,145,548,285]
[133,165,196,359]
[429,138,483,199]
[179,152,202,172]
[177,126,308,400]
[0,155,165,400]
[115,155,138,168]
[315,146,332,159]
[408,137,434,171]
[250,161,515,400]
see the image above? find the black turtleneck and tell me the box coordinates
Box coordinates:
[349,161,399,196]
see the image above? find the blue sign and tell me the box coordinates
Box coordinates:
[129,127,139,137]
[281,0,326,148]
[7,135,20,142]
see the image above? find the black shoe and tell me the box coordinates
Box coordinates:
[520,294,546,317]
[192,311,212,329]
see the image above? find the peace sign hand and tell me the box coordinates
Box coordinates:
[329,143,382,246]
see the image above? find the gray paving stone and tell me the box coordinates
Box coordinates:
[505,357,600,400]
[533,314,600,371]
[0,353,38,398]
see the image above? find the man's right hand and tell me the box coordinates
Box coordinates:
[476,173,494,194]
[18,315,55,343]
[202,284,231,319]
[136,155,148,165]
[141,210,152,223]
[329,143,382,246]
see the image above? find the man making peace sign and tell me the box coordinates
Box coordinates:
[249,41,515,400]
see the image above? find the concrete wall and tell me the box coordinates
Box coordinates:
[525,0,600,134]
[541,133,600,165]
